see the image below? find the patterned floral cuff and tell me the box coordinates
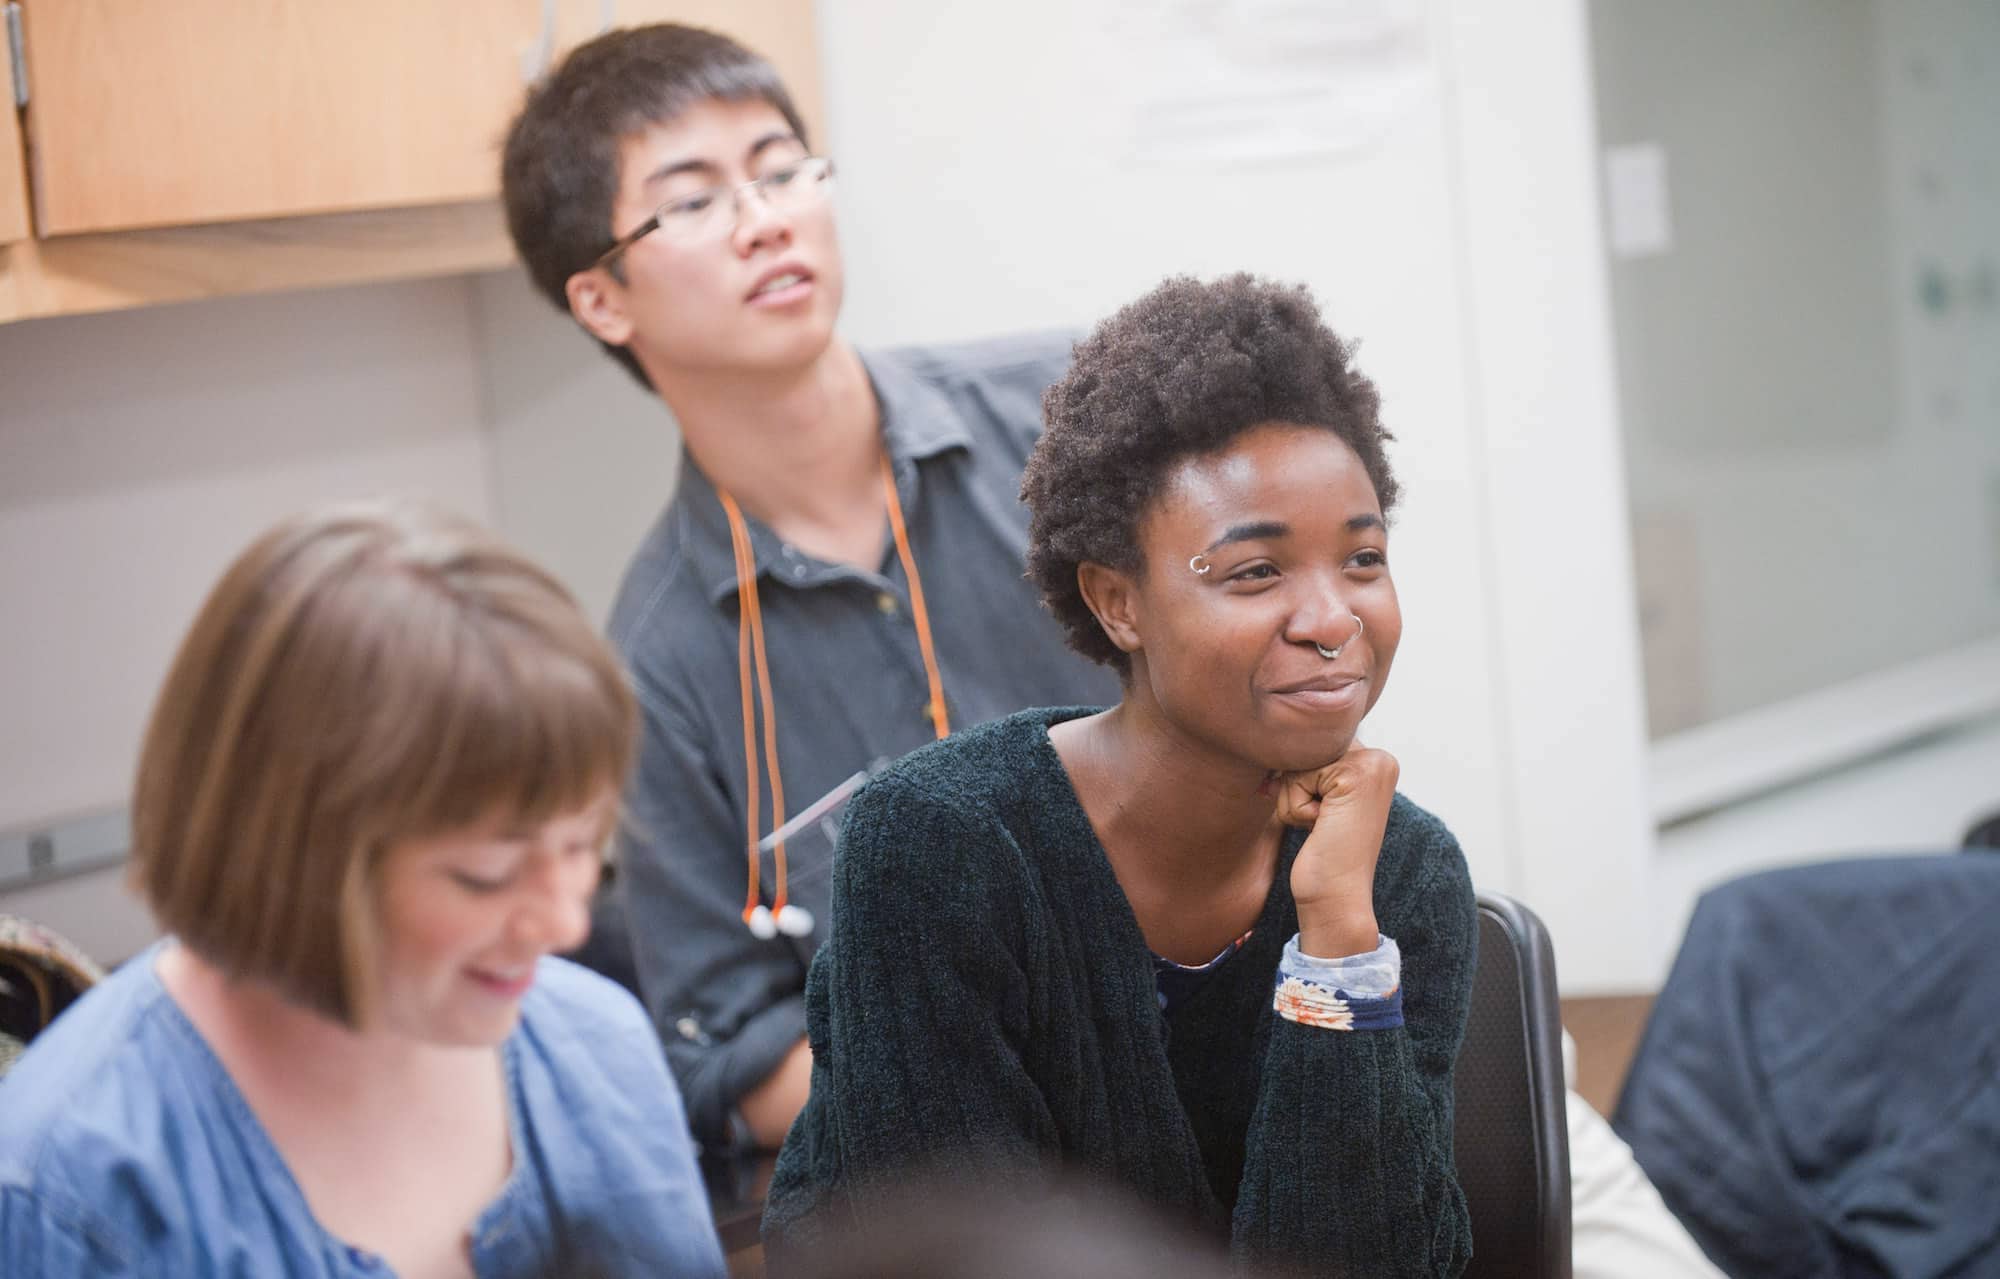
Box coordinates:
[1272,975,1405,1031]
[1273,933,1405,1031]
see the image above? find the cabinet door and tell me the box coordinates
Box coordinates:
[597,0,825,142]
[1,25,27,245]
[17,2,824,239]
[19,1,546,235]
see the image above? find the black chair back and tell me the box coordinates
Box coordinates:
[1454,892,1572,1279]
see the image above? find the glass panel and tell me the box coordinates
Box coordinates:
[1588,0,2000,736]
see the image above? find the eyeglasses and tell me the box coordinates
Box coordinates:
[592,155,836,268]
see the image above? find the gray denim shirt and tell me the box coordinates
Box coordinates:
[608,332,1119,1147]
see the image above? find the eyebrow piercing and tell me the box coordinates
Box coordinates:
[1189,555,1213,576]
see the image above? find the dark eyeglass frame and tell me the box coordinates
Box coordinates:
[590,155,836,270]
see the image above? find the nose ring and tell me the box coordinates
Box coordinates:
[1314,613,1364,661]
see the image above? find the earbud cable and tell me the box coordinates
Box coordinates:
[720,451,949,930]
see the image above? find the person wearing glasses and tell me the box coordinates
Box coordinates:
[499,24,1117,1157]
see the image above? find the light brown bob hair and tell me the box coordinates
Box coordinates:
[130,499,636,1028]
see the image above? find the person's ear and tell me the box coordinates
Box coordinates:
[1077,561,1144,657]
[565,268,636,347]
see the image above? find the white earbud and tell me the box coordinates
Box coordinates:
[775,904,815,937]
[747,903,816,939]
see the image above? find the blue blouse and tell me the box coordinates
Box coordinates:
[0,945,727,1278]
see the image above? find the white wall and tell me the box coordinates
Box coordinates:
[468,269,680,629]
[0,279,494,960]
[1438,1,1659,990]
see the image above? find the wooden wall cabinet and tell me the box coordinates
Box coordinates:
[0,0,821,324]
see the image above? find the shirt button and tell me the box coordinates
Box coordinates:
[875,592,900,616]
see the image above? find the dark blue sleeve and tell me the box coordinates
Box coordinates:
[617,665,810,1149]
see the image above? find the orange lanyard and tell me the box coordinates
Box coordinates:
[720,451,950,934]
[880,452,951,742]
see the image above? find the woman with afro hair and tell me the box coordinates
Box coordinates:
[764,275,1476,1277]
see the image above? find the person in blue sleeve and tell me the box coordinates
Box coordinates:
[0,501,726,1278]
[763,275,1477,1275]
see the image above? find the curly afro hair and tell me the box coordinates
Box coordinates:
[1022,274,1399,673]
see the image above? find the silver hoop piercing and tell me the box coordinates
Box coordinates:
[1314,613,1364,660]
[1189,555,1212,576]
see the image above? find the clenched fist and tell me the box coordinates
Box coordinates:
[1273,746,1398,959]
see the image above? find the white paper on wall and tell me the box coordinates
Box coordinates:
[1099,0,1436,168]
[1603,142,1675,258]
[1630,508,1708,736]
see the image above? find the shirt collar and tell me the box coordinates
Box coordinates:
[870,345,973,463]
[680,347,973,604]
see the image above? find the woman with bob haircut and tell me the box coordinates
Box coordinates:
[0,501,726,1278]
[764,275,1476,1275]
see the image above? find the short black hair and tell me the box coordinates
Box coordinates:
[500,24,811,390]
[1022,274,1399,672]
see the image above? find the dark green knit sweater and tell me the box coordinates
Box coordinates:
[763,707,1476,1275]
